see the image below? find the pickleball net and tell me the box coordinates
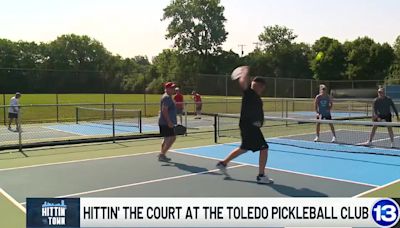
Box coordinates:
[76,106,142,132]
[215,113,400,156]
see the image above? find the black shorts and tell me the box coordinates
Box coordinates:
[374,115,392,122]
[196,104,202,112]
[240,124,269,152]
[8,113,18,119]
[159,125,176,137]
[176,108,184,115]
[317,114,332,120]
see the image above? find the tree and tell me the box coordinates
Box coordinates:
[250,25,311,79]
[258,25,297,52]
[311,37,346,80]
[344,37,394,80]
[162,0,228,55]
[386,35,400,84]
[394,35,400,57]
[45,34,110,71]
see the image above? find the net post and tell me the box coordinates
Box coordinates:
[75,107,79,124]
[112,104,115,143]
[139,110,142,134]
[214,114,218,143]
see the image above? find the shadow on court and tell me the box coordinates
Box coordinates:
[223,176,328,197]
[162,161,222,177]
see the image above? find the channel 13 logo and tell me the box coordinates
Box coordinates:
[371,198,400,227]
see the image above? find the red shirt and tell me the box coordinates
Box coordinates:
[193,93,202,103]
[174,93,184,109]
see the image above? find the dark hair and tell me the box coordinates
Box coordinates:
[252,76,266,85]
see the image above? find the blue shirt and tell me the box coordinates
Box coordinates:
[158,93,177,126]
[316,94,331,116]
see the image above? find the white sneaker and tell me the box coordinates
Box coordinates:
[331,136,336,143]
[216,162,228,176]
[257,175,274,184]
[363,141,372,146]
[390,142,394,148]
[314,136,319,142]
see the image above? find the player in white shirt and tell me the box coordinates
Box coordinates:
[8,92,22,131]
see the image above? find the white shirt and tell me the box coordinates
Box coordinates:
[9,97,20,114]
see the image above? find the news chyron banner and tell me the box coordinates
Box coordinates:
[27,198,400,228]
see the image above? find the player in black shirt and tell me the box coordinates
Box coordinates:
[365,88,399,148]
[217,66,273,184]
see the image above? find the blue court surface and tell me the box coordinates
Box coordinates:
[46,123,159,136]
[175,141,400,186]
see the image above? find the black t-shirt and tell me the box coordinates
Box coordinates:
[240,88,264,126]
[373,96,399,117]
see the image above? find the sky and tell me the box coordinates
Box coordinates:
[0,0,399,59]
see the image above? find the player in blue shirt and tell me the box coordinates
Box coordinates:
[158,82,177,162]
[314,84,336,143]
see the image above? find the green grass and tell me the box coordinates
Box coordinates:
[0,193,25,228]
[361,181,400,197]
[0,94,248,124]
[0,93,369,121]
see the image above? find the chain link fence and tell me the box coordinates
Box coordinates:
[1,68,387,98]
[2,98,388,152]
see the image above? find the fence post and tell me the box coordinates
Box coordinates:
[184,107,188,136]
[310,80,313,98]
[112,103,115,143]
[285,99,289,126]
[18,112,23,152]
[292,80,295,98]
[143,93,147,117]
[274,78,277,98]
[2,93,5,126]
[225,75,228,113]
[56,93,59,122]
[103,93,106,119]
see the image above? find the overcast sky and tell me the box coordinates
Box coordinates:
[1,0,399,58]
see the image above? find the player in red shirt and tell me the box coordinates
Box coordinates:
[192,91,202,119]
[174,87,184,125]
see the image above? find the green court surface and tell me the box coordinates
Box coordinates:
[0,132,398,226]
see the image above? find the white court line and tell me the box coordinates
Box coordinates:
[20,164,246,204]
[170,150,378,188]
[44,125,89,136]
[352,179,400,198]
[0,188,26,214]
[0,130,57,136]
[0,129,345,172]
[0,141,240,172]
[0,150,160,172]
